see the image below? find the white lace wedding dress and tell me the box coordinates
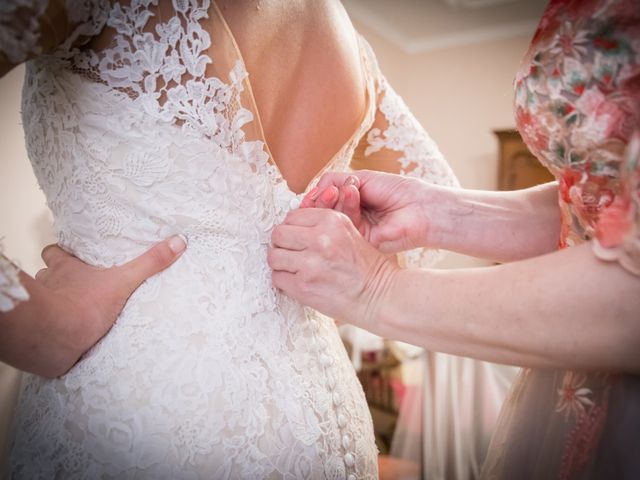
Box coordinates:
[0,0,457,478]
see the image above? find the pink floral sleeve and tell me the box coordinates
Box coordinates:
[593,132,640,275]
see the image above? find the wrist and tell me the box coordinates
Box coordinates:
[419,183,466,251]
[355,254,400,334]
[371,267,426,343]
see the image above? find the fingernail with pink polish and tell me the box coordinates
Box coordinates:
[168,234,188,254]
[307,186,320,200]
[343,175,358,187]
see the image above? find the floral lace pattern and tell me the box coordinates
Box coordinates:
[362,76,459,268]
[9,1,376,477]
[364,79,457,186]
[0,0,48,64]
[482,1,640,479]
[4,0,458,477]
[0,0,109,68]
[0,0,107,311]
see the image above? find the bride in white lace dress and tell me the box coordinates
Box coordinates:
[1,0,457,477]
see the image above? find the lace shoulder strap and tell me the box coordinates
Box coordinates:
[0,0,108,76]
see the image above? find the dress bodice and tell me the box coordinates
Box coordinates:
[20,1,373,268]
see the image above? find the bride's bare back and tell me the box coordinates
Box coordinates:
[217,0,365,192]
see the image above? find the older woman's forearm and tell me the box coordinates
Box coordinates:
[428,181,560,262]
[375,243,640,372]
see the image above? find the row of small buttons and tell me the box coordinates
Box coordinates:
[310,318,358,479]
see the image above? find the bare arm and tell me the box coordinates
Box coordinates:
[375,242,640,371]
[427,181,561,262]
[307,171,561,262]
[0,237,186,377]
[269,208,640,374]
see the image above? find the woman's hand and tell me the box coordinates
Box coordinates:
[302,170,437,254]
[304,171,562,263]
[268,208,398,328]
[0,236,187,377]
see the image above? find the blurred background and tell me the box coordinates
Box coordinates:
[0,0,551,477]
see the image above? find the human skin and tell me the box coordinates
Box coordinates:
[0,237,186,378]
[216,0,366,194]
[268,171,640,373]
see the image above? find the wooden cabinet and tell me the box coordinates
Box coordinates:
[494,129,554,190]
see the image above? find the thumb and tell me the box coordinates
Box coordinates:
[337,184,362,229]
[370,227,410,255]
[376,238,411,255]
[113,235,187,295]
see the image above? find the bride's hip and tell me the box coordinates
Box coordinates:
[9,292,376,477]
[57,279,352,394]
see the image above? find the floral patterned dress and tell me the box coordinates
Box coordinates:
[482,0,640,478]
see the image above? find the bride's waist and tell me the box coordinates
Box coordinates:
[58,221,273,269]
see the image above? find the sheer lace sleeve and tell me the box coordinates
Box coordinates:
[593,131,640,276]
[0,0,108,76]
[352,55,459,267]
[0,247,29,312]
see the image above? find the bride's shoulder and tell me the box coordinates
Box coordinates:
[0,0,109,76]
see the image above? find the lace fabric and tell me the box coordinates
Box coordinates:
[0,0,109,72]
[368,78,460,268]
[0,0,48,65]
[350,44,460,268]
[4,0,459,477]
[350,42,517,480]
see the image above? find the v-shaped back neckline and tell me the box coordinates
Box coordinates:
[211,1,376,195]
